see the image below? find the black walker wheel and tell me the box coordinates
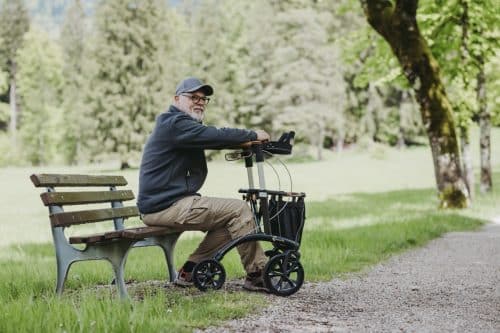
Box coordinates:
[263,252,304,296]
[192,259,226,291]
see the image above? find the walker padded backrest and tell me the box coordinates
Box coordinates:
[30,174,139,227]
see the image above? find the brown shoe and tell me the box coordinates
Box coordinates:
[243,271,269,293]
[174,268,193,287]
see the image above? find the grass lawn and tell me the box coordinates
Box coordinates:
[0,127,499,332]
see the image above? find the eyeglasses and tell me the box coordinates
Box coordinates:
[180,93,210,105]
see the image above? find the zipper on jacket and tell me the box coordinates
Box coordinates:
[185,170,191,192]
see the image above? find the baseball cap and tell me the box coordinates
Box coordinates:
[175,77,214,96]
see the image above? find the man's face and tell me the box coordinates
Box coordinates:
[174,90,208,122]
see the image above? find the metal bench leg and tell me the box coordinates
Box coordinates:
[55,257,74,296]
[107,244,132,300]
[160,243,177,282]
[155,233,181,282]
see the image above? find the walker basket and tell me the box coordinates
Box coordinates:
[268,196,305,244]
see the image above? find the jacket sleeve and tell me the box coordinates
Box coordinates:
[168,114,258,149]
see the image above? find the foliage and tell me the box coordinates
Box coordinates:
[59,0,86,164]
[0,67,7,126]
[354,0,499,135]
[0,132,22,166]
[175,0,252,144]
[419,0,499,129]
[335,1,424,147]
[0,0,496,169]
[0,0,30,138]
[85,0,172,168]
[181,0,348,160]
[0,66,6,92]
[362,0,471,208]
[16,28,64,165]
[488,55,500,126]
[0,0,30,74]
[267,4,346,159]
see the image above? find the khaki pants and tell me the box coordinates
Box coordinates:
[142,196,267,274]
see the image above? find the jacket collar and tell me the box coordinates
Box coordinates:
[168,104,203,123]
[168,105,183,114]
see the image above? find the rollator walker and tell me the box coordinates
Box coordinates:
[191,131,306,296]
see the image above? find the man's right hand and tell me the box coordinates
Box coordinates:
[254,130,270,142]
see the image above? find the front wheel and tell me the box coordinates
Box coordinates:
[263,252,304,296]
[192,259,226,291]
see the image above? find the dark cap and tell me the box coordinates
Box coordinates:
[175,77,214,96]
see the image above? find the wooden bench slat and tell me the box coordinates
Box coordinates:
[106,226,174,240]
[69,232,108,244]
[69,226,173,244]
[30,174,128,187]
[40,190,135,206]
[50,206,140,227]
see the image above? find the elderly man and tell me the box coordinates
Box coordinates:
[137,77,269,291]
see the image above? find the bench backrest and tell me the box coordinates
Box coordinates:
[31,174,139,229]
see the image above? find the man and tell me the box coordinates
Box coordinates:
[138,77,269,291]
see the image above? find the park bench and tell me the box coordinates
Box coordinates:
[30,173,181,299]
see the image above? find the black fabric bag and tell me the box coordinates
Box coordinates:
[268,196,305,244]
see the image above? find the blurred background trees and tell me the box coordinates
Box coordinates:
[84,0,172,169]
[0,0,29,145]
[0,0,498,204]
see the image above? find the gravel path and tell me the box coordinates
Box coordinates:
[200,223,500,332]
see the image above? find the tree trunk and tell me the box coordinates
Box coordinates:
[9,62,18,145]
[120,161,131,170]
[457,0,474,200]
[362,0,469,208]
[396,91,406,149]
[337,130,345,154]
[459,127,474,200]
[316,122,324,161]
[477,64,492,193]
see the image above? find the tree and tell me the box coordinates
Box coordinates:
[234,1,347,160]
[0,0,30,144]
[17,29,63,165]
[269,6,346,160]
[420,0,499,195]
[239,0,281,133]
[361,0,469,208]
[326,0,425,150]
[87,0,171,169]
[182,0,253,129]
[457,0,498,193]
[59,0,86,164]
[0,66,8,130]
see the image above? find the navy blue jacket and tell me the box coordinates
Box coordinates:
[137,105,257,214]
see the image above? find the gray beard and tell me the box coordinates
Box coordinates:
[186,110,204,123]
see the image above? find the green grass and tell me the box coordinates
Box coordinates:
[0,288,264,333]
[303,212,483,279]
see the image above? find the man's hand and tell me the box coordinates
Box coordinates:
[254,129,270,142]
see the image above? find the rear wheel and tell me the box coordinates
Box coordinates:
[192,259,226,291]
[263,252,304,296]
